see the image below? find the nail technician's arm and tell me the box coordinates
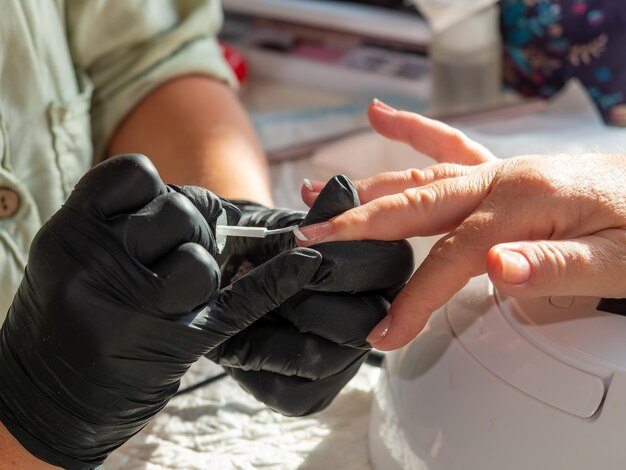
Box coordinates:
[107,75,273,206]
[65,1,272,206]
[298,103,626,351]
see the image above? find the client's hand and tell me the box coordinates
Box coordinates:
[0,155,321,469]
[296,101,626,351]
[208,175,414,416]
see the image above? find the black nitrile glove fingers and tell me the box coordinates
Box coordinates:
[67,154,167,218]
[309,240,414,295]
[67,154,237,259]
[169,185,241,228]
[225,357,365,417]
[275,291,388,348]
[301,175,414,296]
[151,242,221,315]
[211,174,413,418]
[188,247,323,352]
[209,320,365,379]
[0,154,249,469]
[302,174,359,226]
[122,192,215,265]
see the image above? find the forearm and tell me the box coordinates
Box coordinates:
[107,75,273,205]
[0,421,59,470]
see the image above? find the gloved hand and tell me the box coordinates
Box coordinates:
[208,175,414,416]
[0,154,322,469]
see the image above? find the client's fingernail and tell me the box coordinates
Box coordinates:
[498,250,531,284]
[372,98,397,113]
[296,221,332,245]
[367,315,392,345]
[293,228,308,241]
[303,178,314,191]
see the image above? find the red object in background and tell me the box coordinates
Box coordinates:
[220,42,248,83]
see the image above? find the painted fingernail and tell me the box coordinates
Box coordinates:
[296,221,332,244]
[303,178,314,191]
[372,98,397,113]
[293,227,308,241]
[367,315,392,345]
[498,250,531,284]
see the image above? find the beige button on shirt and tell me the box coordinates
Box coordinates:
[0,0,236,322]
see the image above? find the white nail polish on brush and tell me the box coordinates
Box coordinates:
[216,225,299,239]
[215,223,300,253]
[293,228,308,241]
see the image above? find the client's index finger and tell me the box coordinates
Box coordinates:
[296,175,490,246]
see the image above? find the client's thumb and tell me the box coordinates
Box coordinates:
[487,232,626,298]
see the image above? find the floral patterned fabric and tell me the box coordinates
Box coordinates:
[501,0,626,126]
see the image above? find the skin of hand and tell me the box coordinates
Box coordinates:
[296,100,626,351]
[107,75,274,206]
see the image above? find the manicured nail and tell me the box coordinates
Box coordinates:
[372,98,397,113]
[293,227,308,241]
[303,178,314,191]
[498,250,531,284]
[367,315,392,345]
[296,221,332,244]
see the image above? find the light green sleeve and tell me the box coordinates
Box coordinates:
[65,0,238,162]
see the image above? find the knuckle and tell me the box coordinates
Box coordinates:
[407,168,425,186]
[526,169,560,195]
[499,158,561,197]
[113,154,163,195]
[447,129,470,152]
[429,228,485,277]
[429,235,463,269]
[425,163,454,180]
[180,242,215,268]
[358,172,390,198]
[402,185,442,218]
[355,177,373,196]
[165,192,199,223]
[336,206,371,232]
[527,242,577,287]
[122,153,158,176]
[394,281,423,307]
[72,154,164,216]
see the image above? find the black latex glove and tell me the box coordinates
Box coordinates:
[0,154,322,469]
[208,175,414,416]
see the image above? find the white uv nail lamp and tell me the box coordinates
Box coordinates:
[369,272,626,470]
